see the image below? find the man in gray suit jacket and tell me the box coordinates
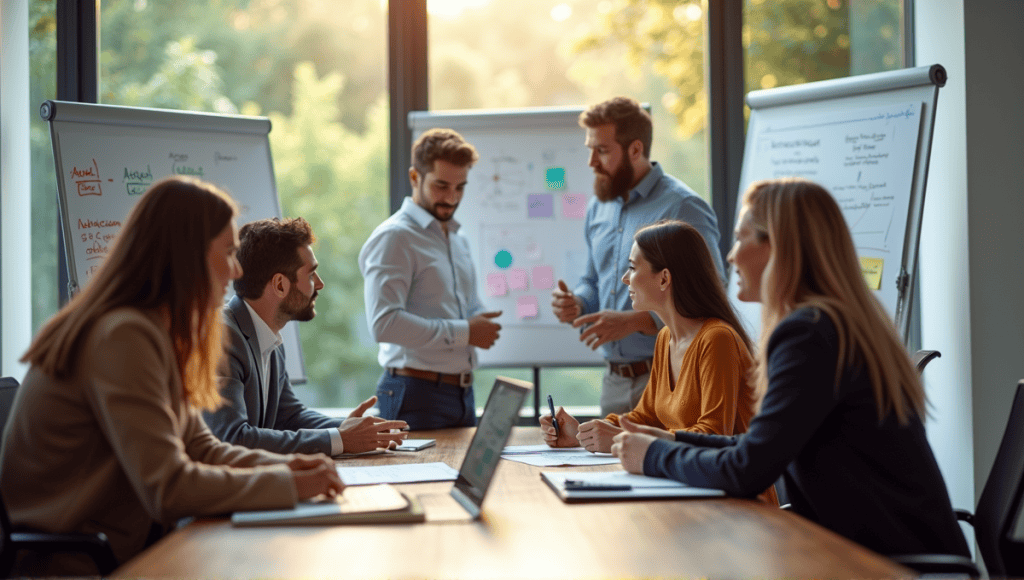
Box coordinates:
[205,217,407,455]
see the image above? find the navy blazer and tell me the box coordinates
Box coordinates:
[643,307,970,559]
[203,295,342,454]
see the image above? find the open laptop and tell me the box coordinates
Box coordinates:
[418,375,532,521]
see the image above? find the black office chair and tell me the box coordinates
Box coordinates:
[912,349,941,373]
[892,379,1024,577]
[0,377,119,577]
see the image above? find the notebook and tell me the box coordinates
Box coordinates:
[541,470,725,503]
[417,376,532,521]
[231,484,425,526]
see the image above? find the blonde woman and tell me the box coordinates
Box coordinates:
[611,178,970,559]
[0,177,343,573]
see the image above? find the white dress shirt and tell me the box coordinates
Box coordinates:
[358,197,486,373]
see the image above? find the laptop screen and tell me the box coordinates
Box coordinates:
[451,376,532,512]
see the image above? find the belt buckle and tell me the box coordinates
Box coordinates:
[459,372,472,388]
[614,362,634,379]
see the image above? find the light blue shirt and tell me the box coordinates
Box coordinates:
[359,197,485,373]
[575,162,724,363]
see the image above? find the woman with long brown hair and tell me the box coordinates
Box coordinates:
[612,178,969,559]
[0,176,342,573]
[541,220,757,453]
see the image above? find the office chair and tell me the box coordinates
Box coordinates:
[912,349,941,373]
[0,377,119,577]
[891,379,1024,577]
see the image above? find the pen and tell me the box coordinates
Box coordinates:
[547,394,560,436]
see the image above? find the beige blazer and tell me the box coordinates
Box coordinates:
[0,308,297,563]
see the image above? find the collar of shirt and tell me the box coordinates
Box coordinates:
[400,196,462,235]
[626,161,665,205]
[242,299,284,361]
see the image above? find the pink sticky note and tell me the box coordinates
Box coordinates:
[508,268,528,291]
[516,295,539,319]
[562,193,587,219]
[532,265,554,290]
[486,273,508,297]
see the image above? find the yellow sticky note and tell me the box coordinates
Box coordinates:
[860,257,884,290]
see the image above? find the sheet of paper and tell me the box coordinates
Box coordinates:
[502,453,620,467]
[500,445,620,466]
[502,444,584,454]
[336,462,458,486]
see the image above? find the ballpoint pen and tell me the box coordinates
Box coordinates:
[547,394,560,436]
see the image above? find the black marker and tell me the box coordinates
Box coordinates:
[547,394,560,437]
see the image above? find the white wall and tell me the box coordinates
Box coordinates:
[1,0,33,382]
[916,0,1024,562]
[961,0,1024,497]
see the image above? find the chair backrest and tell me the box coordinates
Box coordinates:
[974,380,1024,577]
[0,377,19,544]
[0,377,18,438]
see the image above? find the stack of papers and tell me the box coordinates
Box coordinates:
[501,444,620,466]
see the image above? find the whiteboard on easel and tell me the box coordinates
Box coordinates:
[728,65,945,343]
[42,100,307,382]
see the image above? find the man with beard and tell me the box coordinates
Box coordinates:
[205,217,408,454]
[359,128,502,429]
[551,97,725,416]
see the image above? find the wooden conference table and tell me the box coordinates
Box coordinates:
[114,427,910,578]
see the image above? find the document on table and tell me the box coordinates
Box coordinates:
[542,470,725,502]
[336,461,459,486]
[500,444,620,466]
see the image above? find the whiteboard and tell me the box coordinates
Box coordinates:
[729,65,945,344]
[42,100,307,382]
[409,107,605,367]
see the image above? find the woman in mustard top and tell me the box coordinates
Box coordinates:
[541,220,756,453]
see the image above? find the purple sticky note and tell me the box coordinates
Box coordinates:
[532,265,554,290]
[516,295,539,319]
[508,268,528,291]
[562,193,586,219]
[528,194,554,218]
[486,273,508,297]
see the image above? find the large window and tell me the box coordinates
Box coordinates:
[93,0,389,407]
[24,0,906,415]
[427,0,710,412]
[744,1,906,95]
[29,2,59,336]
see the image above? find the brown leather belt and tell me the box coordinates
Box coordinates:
[608,358,653,379]
[388,367,473,388]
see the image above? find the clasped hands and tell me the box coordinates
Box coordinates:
[541,407,673,474]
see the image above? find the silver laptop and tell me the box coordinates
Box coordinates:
[420,376,531,521]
